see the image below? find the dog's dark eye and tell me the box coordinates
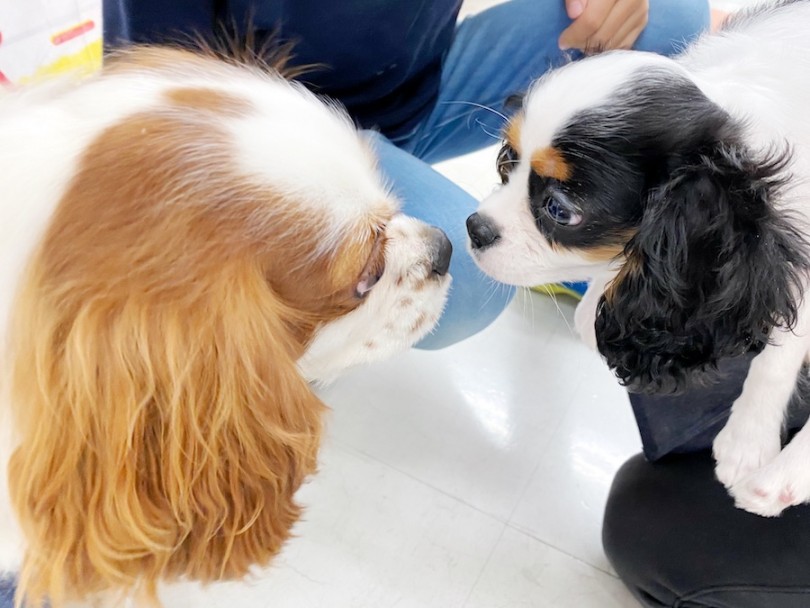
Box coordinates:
[355,231,387,298]
[496,143,519,184]
[355,267,383,298]
[542,191,582,226]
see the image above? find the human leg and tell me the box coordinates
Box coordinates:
[603,451,810,608]
[367,132,514,350]
[398,0,711,164]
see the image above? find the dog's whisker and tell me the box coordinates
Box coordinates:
[440,100,509,123]
[479,277,503,311]
[520,286,536,331]
[475,118,504,142]
[538,285,575,337]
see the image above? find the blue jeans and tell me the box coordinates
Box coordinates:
[0,578,13,608]
[379,0,710,349]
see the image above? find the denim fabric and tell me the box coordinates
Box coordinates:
[0,577,15,608]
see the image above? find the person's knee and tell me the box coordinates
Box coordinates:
[602,454,682,607]
[415,270,514,349]
[602,455,655,579]
[606,451,810,608]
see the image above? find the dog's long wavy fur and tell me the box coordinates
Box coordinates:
[7,40,323,608]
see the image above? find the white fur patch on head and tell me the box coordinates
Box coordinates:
[520,51,677,152]
[229,77,396,251]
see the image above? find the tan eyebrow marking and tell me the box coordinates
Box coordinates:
[505,115,523,154]
[531,146,572,182]
[603,249,643,304]
[580,242,628,262]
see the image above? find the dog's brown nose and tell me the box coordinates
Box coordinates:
[466,212,499,250]
[428,227,452,276]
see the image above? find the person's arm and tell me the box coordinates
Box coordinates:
[558,0,649,52]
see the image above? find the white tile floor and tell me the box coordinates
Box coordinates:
[161,1,760,606]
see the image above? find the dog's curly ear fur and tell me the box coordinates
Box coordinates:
[596,142,808,393]
[7,256,324,606]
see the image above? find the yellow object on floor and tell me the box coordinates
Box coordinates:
[531,283,586,301]
[0,0,102,85]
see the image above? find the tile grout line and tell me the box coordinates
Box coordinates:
[327,439,516,608]
[500,375,635,575]
[331,431,622,577]
[459,522,510,608]
[505,520,619,579]
[330,390,573,527]
[330,438,511,523]
[502,384,581,524]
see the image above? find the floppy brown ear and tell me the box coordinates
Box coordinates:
[8,257,324,607]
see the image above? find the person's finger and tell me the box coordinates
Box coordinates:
[559,0,614,50]
[611,15,647,50]
[589,0,648,51]
[565,0,588,19]
[610,21,646,50]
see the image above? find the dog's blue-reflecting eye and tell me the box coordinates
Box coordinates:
[496,143,519,184]
[543,193,582,226]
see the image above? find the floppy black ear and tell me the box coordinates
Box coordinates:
[595,142,808,393]
[504,93,525,112]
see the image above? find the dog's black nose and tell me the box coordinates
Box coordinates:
[428,227,453,276]
[466,212,499,250]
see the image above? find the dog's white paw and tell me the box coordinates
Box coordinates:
[713,413,782,490]
[728,445,810,517]
[574,300,597,351]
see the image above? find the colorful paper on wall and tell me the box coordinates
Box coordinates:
[0,0,102,85]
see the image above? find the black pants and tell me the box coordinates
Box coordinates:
[603,451,810,607]
[604,353,810,608]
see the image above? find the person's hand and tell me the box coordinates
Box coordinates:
[559,0,649,53]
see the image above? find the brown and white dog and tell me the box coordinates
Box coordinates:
[0,47,450,606]
[468,0,810,517]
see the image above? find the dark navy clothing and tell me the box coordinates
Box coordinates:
[104,0,462,138]
[630,355,810,461]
